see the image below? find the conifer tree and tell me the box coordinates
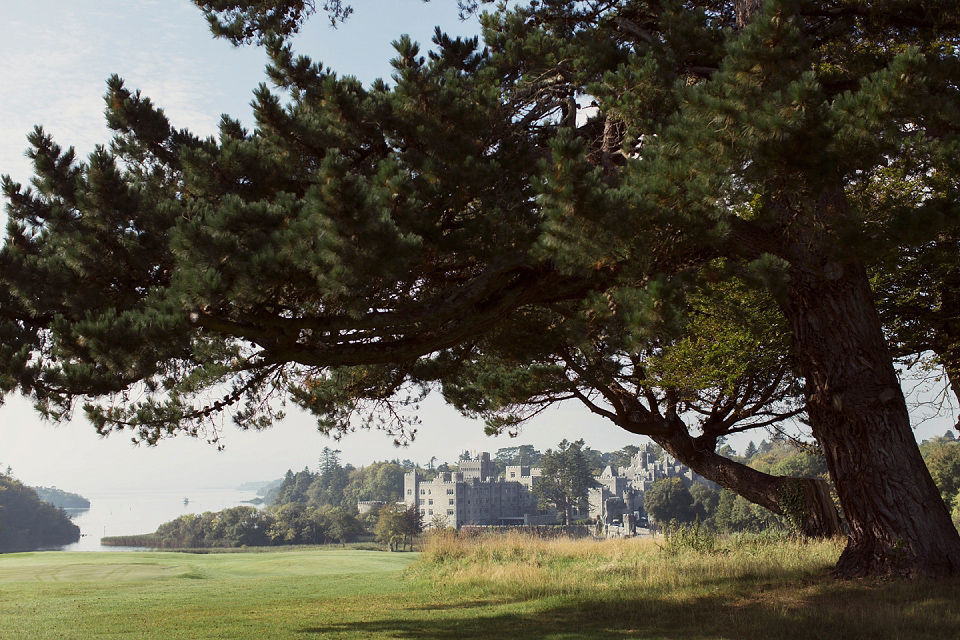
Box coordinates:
[3,0,960,576]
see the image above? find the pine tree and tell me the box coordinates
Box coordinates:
[489,0,960,577]
[317,447,342,475]
[2,0,960,576]
[872,228,960,406]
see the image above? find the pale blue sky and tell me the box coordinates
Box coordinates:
[0,1,954,494]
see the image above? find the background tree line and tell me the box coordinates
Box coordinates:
[32,486,90,509]
[644,437,835,533]
[137,441,646,548]
[132,503,362,548]
[920,431,960,530]
[116,429,960,549]
[266,443,658,513]
[0,468,80,552]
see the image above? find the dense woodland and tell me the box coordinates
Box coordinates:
[920,432,960,525]
[128,503,365,548]
[0,471,80,552]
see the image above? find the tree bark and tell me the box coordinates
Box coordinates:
[734,0,764,29]
[780,249,960,576]
[794,477,841,539]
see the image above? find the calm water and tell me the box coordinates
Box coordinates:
[57,487,262,551]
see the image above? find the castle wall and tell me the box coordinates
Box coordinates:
[589,445,718,522]
[405,455,552,528]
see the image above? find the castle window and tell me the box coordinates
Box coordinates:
[428,499,433,505]
[449,499,454,505]
[447,509,454,515]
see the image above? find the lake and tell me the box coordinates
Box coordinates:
[57,487,264,551]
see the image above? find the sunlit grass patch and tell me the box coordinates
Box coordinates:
[413,528,843,598]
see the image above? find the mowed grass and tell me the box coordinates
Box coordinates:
[0,548,416,639]
[1,534,959,639]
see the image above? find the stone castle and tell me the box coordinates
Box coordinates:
[403,452,557,528]
[402,446,713,530]
[589,444,717,526]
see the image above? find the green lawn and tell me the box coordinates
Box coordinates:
[0,549,417,639]
[2,537,960,639]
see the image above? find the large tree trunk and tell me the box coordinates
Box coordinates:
[652,429,840,538]
[734,0,764,29]
[728,0,960,577]
[781,251,960,577]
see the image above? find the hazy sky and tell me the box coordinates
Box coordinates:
[0,1,955,495]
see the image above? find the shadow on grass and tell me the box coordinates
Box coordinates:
[298,577,960,640]
[406,599,515,612]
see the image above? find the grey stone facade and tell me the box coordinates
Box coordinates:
[403,452,556,528]
[589,444,718,524]
[357,500,387,515]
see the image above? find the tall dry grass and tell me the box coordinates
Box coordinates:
[408,530,960,638]
[412,529,843,602]
[410,530,960,639]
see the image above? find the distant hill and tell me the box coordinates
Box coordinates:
[33,486,91,509]
[0,475,81,551]
[255,478,285,502]
[237,480,274,493]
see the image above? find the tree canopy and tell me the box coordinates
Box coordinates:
[643,477,696,526]
[2,0,960,577]
[269,459,404,512]
[532,438,595,525]
[0,473,81,551]
[375,503,421,551]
